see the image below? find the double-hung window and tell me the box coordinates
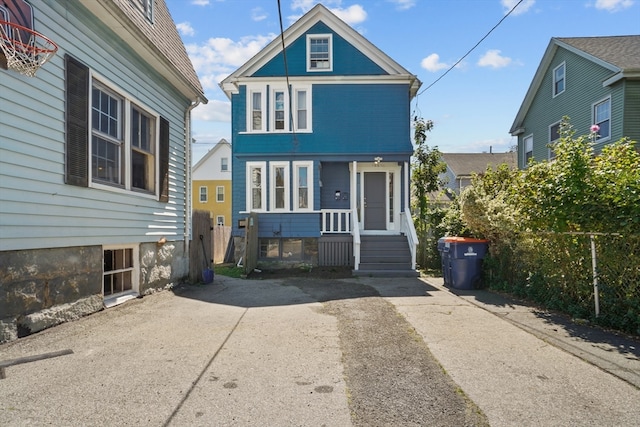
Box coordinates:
[295,87,310,131]
[250,89,265,132]
[216,186,224,202]
[199,186,207,202]
[270,162,290,211]
[523,134,533,166]
[593,98,611,141]
[272,88,288,131]
[65,56,169,201]
[91,82,157,194]
[307,34,332,72]
[548,121,560,159]
[246,161,266,211]
[553,62,565,97]
[293,161,313,211]
[221,157,228,171]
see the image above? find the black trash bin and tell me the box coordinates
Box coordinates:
[440,237,488,290]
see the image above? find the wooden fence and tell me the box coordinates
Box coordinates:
[190,210,212,283]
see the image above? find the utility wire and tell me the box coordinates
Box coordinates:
[277,0,296,141]
[417,0,524,96]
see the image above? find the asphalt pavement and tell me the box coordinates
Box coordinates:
[1,274,638,426]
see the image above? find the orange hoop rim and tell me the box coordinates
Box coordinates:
[0,19,59,55]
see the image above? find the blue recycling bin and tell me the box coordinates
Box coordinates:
[439,237,489,290]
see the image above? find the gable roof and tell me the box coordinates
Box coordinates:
[510,35,640,135]
[192,139,231,172]
[80,0,206,103]
[220,3,420,98]
[442,152,517,178]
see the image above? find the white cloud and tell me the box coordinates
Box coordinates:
[478,49,512,68]
[329,5,368,25]
[191,0,209,5]
[421,53,449,72]
[251,7,268,21]
[192,99,230,123]
[593,0,634,11]
[176,22,195,37]
[501,0,535,15]
[186,34,274,72]
[388,0,416,10]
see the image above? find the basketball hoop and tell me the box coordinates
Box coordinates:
[0,19,58,77]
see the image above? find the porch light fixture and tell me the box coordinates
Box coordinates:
[374,156,383,166]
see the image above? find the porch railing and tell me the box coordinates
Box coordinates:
[320,209,351,233]
[400,210,418,270]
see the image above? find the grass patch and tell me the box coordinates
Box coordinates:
[214,264,244,278]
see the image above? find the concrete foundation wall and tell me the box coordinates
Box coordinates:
[1,242,189,344]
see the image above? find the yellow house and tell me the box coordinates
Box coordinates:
[192,139,232,227]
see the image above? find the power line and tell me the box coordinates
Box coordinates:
[417,0,524,96]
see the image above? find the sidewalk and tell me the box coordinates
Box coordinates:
[370,276,640,427]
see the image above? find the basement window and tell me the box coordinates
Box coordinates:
[103,246,138,307]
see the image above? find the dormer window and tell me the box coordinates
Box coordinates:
[133,0,153,22]
[553,62,565,97]
[307,34,332,72]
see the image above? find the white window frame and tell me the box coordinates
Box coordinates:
[90,77,159,198]
[133,0,154,22]
[246,161,266,211]
[271,87,289,132]
[553,62,565,97]
[216,215,225,226]
[307,34,333,72]
[523,134,533,166]
[216,185,225,202]
[293,161,314,211]
[270,161,290,211]
[548,121,561,160]
[221,157,229,171]
[592,97,611,142]
[247,86,266,132]
[199,186,207,203]
[294,86,312,132]
[102,244,139,300]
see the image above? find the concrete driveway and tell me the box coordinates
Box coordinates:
[1,275,639,426]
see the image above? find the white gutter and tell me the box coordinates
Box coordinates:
[184,98,202,255]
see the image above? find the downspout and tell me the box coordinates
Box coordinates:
[184,97,202,256]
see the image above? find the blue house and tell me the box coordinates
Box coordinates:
[220,4,420,275]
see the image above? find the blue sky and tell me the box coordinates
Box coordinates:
[164,0,640,164]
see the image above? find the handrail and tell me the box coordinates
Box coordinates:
[352,207,360,270]
[401,210,418,270]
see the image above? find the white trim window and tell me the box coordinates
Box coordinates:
[272,88,288,131]
[217,215,225,226]
[246,161,266,211]
[548,121,560,159]
[270,162,290,211]
[103,246,138,297]
[593,97,611,141]
[216,185,224,202]
[553,62,565,97]
[91,80,158,194]
[523,134,533,166]
[293,161,313,211]
[307,34,332,72]
[199,186,207,202]
[221,157,229,171]
[294,87,311,131]
[248,88,265,132]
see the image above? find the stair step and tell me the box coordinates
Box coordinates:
[353,269,420,278]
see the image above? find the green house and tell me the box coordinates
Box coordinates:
[510,36,640,169]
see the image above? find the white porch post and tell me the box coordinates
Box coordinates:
[404,161,409,210]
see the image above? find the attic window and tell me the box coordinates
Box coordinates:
[133,0,154,22]
[307,34,332,72]
[552,62,565,97]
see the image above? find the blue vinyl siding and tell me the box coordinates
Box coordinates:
[235,84,413,157]
[320,163,351,210]
[254,22,387,77]
[257,213,321,238]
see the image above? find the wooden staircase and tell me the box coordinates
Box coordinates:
[353,235,418,277]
